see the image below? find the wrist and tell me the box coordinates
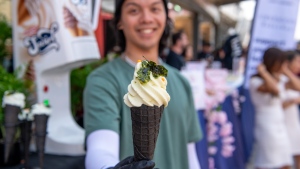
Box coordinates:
[291,99,298,104]
[259,69,269,76]
[285,70,294,77]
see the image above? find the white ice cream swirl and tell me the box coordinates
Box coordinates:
[31,103,51,115]
[19,109,34,121]
[124,61,170,107]
[2,91,26,108]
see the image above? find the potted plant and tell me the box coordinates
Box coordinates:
[0,65,31,166]
[0,14,12,67]
[70,58,108,127]
[0,14,31,166]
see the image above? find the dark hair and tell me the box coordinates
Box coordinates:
[202,40,211,47]
[262,47,285,73]
[284,50,300,62]
[171,30,184,46]
[113,0,172,55]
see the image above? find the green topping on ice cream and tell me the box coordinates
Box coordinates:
[124,59,170,108]
[137,60,168,84]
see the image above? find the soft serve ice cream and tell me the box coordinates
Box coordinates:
[2,91,26,108]
[124,60,170,107]
[19,108,34,121]
[31,102,51,116]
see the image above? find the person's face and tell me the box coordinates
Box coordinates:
[185,46,193,61]
[289,56,300,74]
[119,0,166,51]
[180,33,188,48]
[203,45,211,53]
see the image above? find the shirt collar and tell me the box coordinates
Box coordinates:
[122,53,163,68]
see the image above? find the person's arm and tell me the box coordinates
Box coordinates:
[188,143,201,169]
[256,64,279,95]
[85,130,120,169]
[282,99,297,109]
[84,73,156,169]
[282,63,300,91]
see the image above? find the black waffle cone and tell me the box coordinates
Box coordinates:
[34,114,49,169]
[20,120,33,167]
[4,104,21,163]
[130,104,164,161]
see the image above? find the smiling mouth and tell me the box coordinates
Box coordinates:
[139,28,156,34]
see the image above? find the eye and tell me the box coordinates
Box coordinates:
[128,8,139,15]
[152,6,162,13]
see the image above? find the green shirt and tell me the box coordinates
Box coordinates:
[84,57,202,169]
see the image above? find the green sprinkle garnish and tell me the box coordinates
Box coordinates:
[136,59,168,84]
[137,67,150,84]
[43,99,51,108]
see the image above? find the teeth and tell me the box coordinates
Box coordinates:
[141,29,153,34]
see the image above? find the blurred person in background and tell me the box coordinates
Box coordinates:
[182,45,194,61]
[197,40,213,61]
[165,30,188,70]
[296,41,300,53]
[249,47,295,169]
[282,51,300,169]
[222,28,243,70]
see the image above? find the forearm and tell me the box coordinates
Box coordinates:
[85,130,120,169]
[285,70,300,91]
[188,143,201,169]
[283,100,295,109]
[259,70,279,94]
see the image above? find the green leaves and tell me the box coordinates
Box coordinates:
[70,59,108,117]
[0,66,29,123]
[0,14,12,63]
[136,60,168,84]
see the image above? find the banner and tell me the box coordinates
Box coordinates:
[12,0,101,155]
[241,0,299,161]
[244,0,299,88]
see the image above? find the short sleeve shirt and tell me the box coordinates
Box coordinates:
[84,57,202,169]
[249,76,285,107]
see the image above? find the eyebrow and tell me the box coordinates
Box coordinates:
[124,1,163,8]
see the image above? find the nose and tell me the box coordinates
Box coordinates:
[140,10,153,24]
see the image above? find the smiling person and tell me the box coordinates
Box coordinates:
[83,0,202,169]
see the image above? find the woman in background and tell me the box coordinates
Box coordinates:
[282,51,300,169]
[249,47,292,169]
